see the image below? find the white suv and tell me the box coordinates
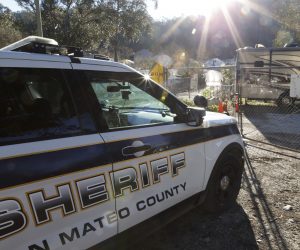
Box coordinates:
[0,37,244,250]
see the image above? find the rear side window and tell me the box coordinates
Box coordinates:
[0,68,82,145]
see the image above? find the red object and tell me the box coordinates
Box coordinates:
[235,95,239,112]
[218,100,224,113]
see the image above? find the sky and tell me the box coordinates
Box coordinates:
[0,0,237,19]
[0,0,22,11]
[148,0,236,19]
[148,0,208,19]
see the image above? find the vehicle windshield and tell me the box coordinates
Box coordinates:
[86,72,185,129]
[91,80,170,111]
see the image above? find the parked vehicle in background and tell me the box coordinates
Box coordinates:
[237,47,300,107]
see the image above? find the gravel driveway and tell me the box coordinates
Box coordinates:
[139,143,300,250]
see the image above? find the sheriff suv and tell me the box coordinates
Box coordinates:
[0,37,244,250]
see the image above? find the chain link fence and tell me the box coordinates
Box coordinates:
[237,81,300,152]
[143,47,300,153]
[161,58,300,153]
[163,66,237,115]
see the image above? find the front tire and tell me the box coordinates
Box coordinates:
[277,91,294,108]
[202,152,244,213]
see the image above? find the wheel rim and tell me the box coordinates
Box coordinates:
[220,175,230,191]
[282,96,291,105]
[216,164,238,205]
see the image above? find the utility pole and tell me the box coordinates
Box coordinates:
[35,0,43,37]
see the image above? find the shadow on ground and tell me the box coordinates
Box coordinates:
[242,149,290,250]
[138,203,257,250]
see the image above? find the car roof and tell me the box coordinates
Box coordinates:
[0,50,136,73]
[0,50,71,62]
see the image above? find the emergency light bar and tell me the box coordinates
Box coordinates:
[0,36,58,51]
[0,36,110,60]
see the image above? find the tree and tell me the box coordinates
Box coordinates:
[273,29,294,47]
[100,0,152,61]
[41,0,103,49]
[15,0,152,60]
[14,10,36,36]
[16,0,37,11]
[274,0,300,43]
[0,5,22,48]
[15,0,103,50]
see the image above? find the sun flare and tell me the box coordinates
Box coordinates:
[149,0,238,20]
[193,0,236,17]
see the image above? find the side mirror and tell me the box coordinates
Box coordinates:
[193,95,208,108]
[186,107,206,127]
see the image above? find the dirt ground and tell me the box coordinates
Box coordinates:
[139,143,300,250]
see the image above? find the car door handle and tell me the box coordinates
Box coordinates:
[122,144,152,156]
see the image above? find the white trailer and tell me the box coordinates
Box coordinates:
[236,47,300,107]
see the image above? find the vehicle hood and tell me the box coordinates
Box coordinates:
[202,111,237,128]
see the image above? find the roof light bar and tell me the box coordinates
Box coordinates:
[0,36,110,61]
[0,36,58,51]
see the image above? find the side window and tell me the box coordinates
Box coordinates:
[0,68,82,145]
[86,72,180,129]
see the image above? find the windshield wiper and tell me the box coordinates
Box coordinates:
[160,110,175,118]
[118,107,175,117]
[118,107,169,111]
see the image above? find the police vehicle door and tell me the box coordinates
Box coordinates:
[80,69,206,233]
[0,57,116,250]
